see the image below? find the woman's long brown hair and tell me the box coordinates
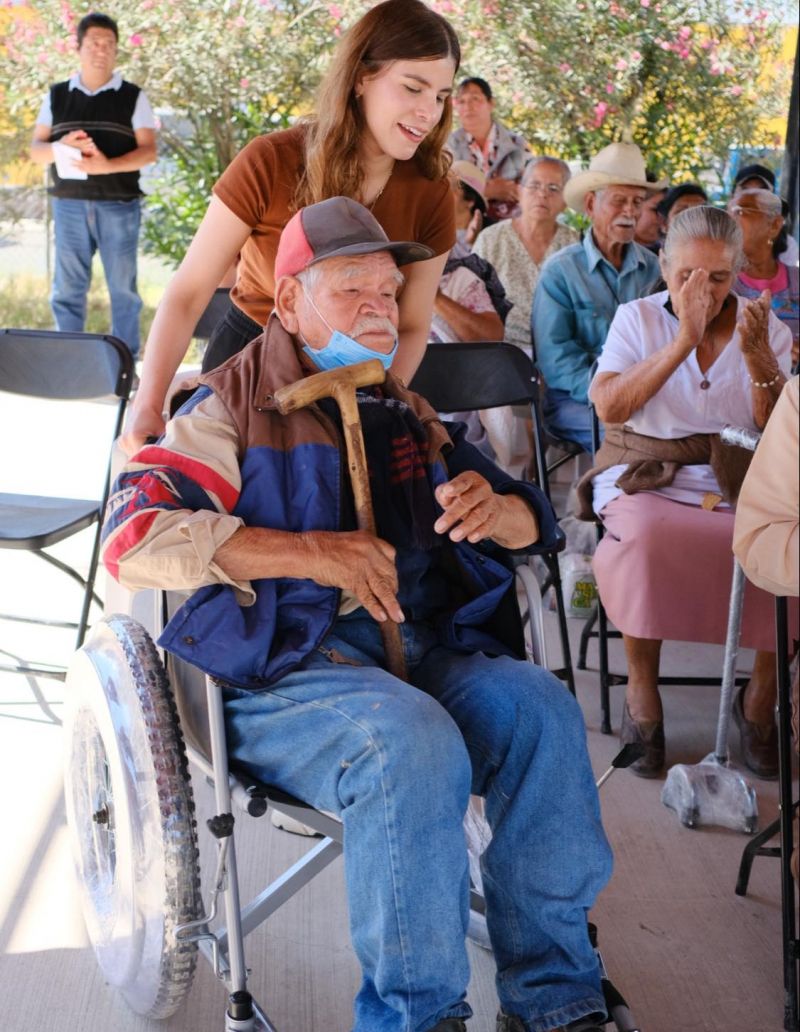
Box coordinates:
[295,0,460,210]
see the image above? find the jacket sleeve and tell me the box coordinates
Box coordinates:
[442,421,563,554]
[732,376,799,596]
[101,387,256,603]
[532,259,594,404]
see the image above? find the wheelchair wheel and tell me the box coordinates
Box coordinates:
[64,614,201,1019]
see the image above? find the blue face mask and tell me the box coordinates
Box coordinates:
[301,286,398,372]
[303,331,398,372]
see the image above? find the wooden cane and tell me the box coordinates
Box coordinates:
[273,359,407,680]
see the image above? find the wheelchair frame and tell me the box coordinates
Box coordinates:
[65,556,553,1032]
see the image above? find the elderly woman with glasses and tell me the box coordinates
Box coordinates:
[578,205,795,779]
[729,188,799,369]
[472,156,578,354]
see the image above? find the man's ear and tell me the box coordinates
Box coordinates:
[274,276,302,334]
[584,191,596,219]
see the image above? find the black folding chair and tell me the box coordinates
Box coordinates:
[193,286,233,341]
[0,328,134,680]
[577,404,749,734]
[410,340,575,695]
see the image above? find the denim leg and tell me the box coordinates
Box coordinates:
[542,387,597,454]
[412,648,613,1032]
[223,627,473,1032]
[95,199,142,358]
[51,197,94,333]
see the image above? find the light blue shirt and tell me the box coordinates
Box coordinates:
[531,231,659,403]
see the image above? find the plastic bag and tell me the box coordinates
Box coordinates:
[551,515,598,618]
[558,552,598,617]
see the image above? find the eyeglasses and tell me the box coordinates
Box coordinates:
[522,182,563,195]
[727,204,772,219]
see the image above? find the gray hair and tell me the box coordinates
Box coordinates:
[521,155,571,187]
[661,205,745,273]
[733,187,782,218]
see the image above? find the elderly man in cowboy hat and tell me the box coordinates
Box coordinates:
[531,142,667,451]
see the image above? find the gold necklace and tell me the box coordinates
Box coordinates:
[365,162,395,211]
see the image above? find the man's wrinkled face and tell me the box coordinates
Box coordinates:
[586,185,648,250]
[297,253,403,352]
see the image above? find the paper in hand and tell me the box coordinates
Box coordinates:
[52,140,88,180]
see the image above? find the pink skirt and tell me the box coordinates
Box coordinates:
[593,493,799,652]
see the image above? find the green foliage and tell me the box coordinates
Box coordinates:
[0,270,162,341]
[1,0,791,263]
[1,0,371,264]
[438,0,789,182]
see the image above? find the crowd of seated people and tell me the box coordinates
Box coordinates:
[438,79,798,781]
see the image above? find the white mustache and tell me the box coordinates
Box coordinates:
[350,317,397,338]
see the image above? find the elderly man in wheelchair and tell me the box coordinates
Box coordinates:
[95,197,612,1032]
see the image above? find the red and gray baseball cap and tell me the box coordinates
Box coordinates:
[274,196,434,280]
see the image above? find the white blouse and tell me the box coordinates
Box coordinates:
[589,290,793,513]
[473,220,578,350]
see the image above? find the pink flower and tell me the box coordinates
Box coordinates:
[559,62,572,73]
[659,41,671,51]
[141,0,154,8]
[240,78,250,89]
[679,26,692,40]
[234,15,246,27]
[129,33,143,46]
[700,39,712,50]
[593,101,609,127]
[630,50,642,62]
[640,0,650,7]
[730,85,743,96]
[615,58,628,71]
[605,81,615,94]
[327,2,343,16]
[679,47,690,59]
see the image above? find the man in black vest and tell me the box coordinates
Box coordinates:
[30,12,157,360]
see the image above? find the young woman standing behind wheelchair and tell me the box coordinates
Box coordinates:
[123,0,459,454]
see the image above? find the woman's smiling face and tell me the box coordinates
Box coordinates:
[356,57,456,162]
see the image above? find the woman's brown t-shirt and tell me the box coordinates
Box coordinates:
[213,124,456,326]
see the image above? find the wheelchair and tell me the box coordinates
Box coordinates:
[63,574,639,1031]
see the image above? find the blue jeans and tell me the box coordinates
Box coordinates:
[542,388,599,455]
[51,197,142,358]
[223,615,612,1032]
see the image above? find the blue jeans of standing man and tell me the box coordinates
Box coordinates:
[51,197,142,358]
[223,614,612,1032]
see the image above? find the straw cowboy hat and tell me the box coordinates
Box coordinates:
[564,142,668,213]
[450,160,488,213]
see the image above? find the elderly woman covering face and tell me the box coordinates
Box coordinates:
[578,206,795,779]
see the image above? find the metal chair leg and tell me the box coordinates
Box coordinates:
[578,604,598,670]
[546,553,576,697]
[598,596,612,734]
